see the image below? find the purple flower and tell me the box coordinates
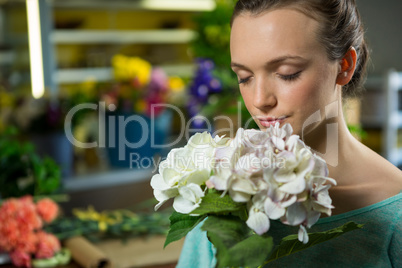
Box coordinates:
[188,58,223,107]
[149,68,169,93]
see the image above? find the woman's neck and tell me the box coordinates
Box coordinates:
[302,99,359,183]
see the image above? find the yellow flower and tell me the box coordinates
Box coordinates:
[129,57,152,86]
[112,54,152,85]
[98,221,108,232]
[73,206,98,221]
[73,206,122,232]
[169,76,185,92]
[112,54,130,81]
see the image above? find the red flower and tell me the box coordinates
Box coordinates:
[15,231,38,254]
[35,232,61,259]
[0,196,42,252]
[9,250,31,268]
[36,198,58,223]
[15,196,43,231]
[0,196,62,267]
[0,219,18,251]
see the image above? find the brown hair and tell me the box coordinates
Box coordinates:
[231,0,369,98]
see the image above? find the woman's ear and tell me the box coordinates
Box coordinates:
[336,47,357,86]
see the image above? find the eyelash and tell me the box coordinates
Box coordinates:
[238,71,302,85]
[279,71,302,81]
[238,77,251,84]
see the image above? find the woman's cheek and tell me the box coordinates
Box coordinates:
[240,88,254,110]
[290,79,321,107]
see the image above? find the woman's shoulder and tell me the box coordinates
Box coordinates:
[329,142,402,215]
[320,190,401,223]
[362,145,402,195]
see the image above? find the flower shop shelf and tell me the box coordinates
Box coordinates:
[55,68,112,84]
[361,75,385,128]
[51,29,197,44]
[361,71,402,167]
[55,64,195,83]
[52,0,216,12]
[64,167,154,193]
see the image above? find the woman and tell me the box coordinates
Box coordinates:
[177,0,402,267]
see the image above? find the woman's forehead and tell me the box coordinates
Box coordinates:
[230,9,323,64]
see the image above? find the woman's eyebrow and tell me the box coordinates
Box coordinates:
[230,62,249,70]
[231,55,306,70]
[266,55,305,66]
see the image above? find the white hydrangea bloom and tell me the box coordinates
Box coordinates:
[151,132,230,213]
[246,192,270,235]
[173,183,206,214]
[208,128,246,192]
[153,122,336,244]
[208,123,336,244]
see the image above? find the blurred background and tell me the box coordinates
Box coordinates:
[0,0,401,267]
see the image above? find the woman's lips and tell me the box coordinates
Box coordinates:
[258,116,288,127]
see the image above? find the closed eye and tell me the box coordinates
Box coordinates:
[238,77,251,84]
[279,71,302,81]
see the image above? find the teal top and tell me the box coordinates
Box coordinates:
[176,192,402,268]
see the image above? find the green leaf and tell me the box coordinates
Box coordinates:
[191,189,247,215]
[32,249,71,268]
[164,212,206,248]
[266,221,363,264]
[202,215,274,268]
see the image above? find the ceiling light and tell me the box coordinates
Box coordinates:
[26,0,45,99]
[140,0,216,11]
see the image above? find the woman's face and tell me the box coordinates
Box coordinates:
[230,8,341,136]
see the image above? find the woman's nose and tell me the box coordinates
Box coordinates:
[253,79,277,110]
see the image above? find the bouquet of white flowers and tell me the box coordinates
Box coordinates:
[151,123,361,268]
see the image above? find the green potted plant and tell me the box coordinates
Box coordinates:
[0,128,62,199]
